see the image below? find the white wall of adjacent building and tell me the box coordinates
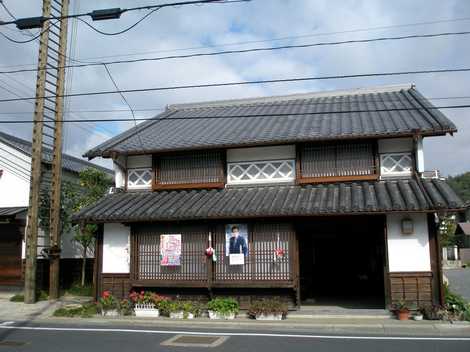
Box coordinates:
[386,213,431,272]
[0,142,31,208]
[1,141,94,259]
[102,223,130,273]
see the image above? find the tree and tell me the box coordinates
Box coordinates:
[73,168,111,287]
[448,172,470,203]
[439,214,457,248]
[39,167,111,289]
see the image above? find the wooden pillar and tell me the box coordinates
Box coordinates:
[24,0,52,304]
[48,0,70,300]
[428,213,444,306]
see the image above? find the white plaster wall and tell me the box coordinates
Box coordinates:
[127,155,152,168]
[102,223,130,273]
[227,145,296,162]
[0,142,31,207]
[387,213,431,272]
[378,138,413,153]
[113,160,126,188]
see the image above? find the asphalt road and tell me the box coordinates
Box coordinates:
[445,268,470,300]
[0,322,469,352]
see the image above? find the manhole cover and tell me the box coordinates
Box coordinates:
[0,341,27,347]
[161,335,228,348]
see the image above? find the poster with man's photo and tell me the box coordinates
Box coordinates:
[225,224,248,265]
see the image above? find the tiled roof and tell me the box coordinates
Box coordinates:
[84,84,457,158]
[72,178,463,223]
[0,131,113,175]
[0,206,27,218]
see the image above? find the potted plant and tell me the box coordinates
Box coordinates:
[248,298,288,320]
[207,298,239,320]
[167,301,202,319]
[413,306,425,321]
[98,291,119,316]
[129,291,167,317]
[393,300,411,321]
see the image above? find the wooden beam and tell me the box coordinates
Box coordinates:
[297,174,379,184]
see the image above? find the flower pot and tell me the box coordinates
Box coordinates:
[397,310,410,321]
[208,310,236,320]
[413,314,423,321]
[255,313,283,321]
[170,311,194,319]
[101,309,119,317]
[134,304,160,318]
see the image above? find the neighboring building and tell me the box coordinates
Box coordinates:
[0,131,113,287]
[74,84,464,309]
[455,222,470,264]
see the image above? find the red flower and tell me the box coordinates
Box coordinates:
[102,290,111,298]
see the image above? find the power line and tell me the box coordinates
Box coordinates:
[1,67,470,104]
[2,95,470,115]
[0,0,248,27]
[0,19,58,44]
[1,14,469,69]
[0,104,469,124]
[3,29,470,75]
[61,15,470,62]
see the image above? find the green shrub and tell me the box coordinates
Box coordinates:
[9,294,24,302]
[53,303,97,318]
[66,283,93,297]
[247,298,288,318]
[9,290,48,302]
[159,300,203,318]
[207,298,239,315]
[119,299,133,316]
[445,285,470,321]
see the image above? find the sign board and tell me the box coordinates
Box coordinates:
[160,234,181,266]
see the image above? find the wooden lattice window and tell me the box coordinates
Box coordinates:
[131,224,208,283]
[299,142,377,180]
[213,223,295,283]
[156,151,224,187]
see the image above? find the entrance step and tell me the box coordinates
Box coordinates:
[291,306,394,319]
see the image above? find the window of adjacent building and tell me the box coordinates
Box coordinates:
[299,141,377,180]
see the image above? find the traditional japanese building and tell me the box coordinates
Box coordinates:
[74,84,464,309]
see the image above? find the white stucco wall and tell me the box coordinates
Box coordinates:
[227,145,296,162]
[102,223,130,273]
[387,213,431,272]
[378,138,413,153]
[0,142,31,207]
[127,155,152,168]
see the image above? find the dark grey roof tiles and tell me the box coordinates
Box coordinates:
[0,131,113,175]
[85,85,457,158]
[73,178,463,223]
[0,206,27,218]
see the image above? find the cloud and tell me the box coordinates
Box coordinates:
[0,0,469,174]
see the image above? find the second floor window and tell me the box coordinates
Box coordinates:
[227,159,296,185]
[298,141,377,181]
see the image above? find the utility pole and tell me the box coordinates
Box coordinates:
[48,0,69,300]
[24,0,52,304]
[24,0,69,303]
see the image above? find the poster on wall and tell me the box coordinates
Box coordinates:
[225,224,248,265]
[160,234,181,266]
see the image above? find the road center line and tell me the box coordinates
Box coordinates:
[0,325,469,341]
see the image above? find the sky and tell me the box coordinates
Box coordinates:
[0,0,469,175]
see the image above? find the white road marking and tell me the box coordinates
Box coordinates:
[0,325,469,341]
[0,322,15,326]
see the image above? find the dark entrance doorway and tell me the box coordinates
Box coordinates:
[0,224,23,286]
[297,216,386,309]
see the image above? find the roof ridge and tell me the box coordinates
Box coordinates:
[0,130,112,173]
[168,83,415,111]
